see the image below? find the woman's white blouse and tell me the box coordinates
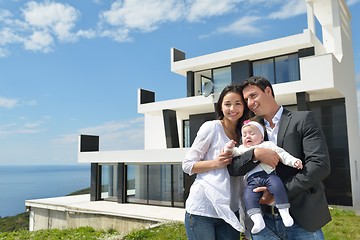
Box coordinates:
[182,120,245,232]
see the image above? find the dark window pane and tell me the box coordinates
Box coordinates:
[127,164,147,204]
[253,58,275,84]
[213,67,231,93]
[148,165,172,206]
[101,164,117,201]
[275,54,299,83]
[173,165,184,207]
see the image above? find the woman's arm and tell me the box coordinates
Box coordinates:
[191,150,234,174]
[183,121,234,175]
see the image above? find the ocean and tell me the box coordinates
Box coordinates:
[0,164,90,218]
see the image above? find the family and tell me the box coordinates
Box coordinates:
[182,76,331,240]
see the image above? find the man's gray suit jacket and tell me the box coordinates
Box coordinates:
[228,109,332,232]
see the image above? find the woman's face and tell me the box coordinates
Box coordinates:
[221,92,245,123]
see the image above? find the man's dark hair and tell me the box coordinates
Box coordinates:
[240,76,275,98]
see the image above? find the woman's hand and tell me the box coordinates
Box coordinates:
[191,150,233,174]
[214,150,233,168]
[253,148,280,168]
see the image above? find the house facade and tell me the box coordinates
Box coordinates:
[78,0,360,211]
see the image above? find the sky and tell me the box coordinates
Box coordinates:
[1,0,359,165]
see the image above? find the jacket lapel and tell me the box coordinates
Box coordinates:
[277,109,291,147]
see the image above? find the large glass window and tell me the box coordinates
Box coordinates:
[148,165,172,206]
[285,98,351,206]
[127,164,147,204]
[126,164,184,207]
[172,164,184,207]
[253,53,299,84]
[253,58,275,84]
[100,164,118,201]
[275,54,299,83]
[213,67,231,94]
[310,99,351,206]
[183,120,190,148]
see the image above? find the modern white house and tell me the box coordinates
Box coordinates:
[26,0,360,232]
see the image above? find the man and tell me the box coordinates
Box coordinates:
[228,76,331,239]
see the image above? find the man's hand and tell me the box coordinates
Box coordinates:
[253,148,280,168]
[253,187,275,205]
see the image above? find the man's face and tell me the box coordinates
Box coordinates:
[242,84,274,117]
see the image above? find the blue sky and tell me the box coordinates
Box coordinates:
[1,0,359,165]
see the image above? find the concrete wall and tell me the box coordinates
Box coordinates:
[29,207,159,234]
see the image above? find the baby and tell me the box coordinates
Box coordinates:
[224,120,303,234]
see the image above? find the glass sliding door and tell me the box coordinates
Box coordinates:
[100,164,118,201]
[172,164,184,207]
[148,165,172,206]
[126,163,184,207]
[127,164,148,204]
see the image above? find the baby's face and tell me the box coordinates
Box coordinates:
[241,125,263,147]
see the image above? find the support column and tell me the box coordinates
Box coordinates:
[117,163,126,203]
[79,135,100,201]
[231,60,252,84]
[163,109,180,148]
[187,71,195,97]
[296,92,311,111]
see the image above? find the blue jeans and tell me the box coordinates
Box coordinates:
[251,212,324,240]
[244,171,289,215]
[185,211,240,240]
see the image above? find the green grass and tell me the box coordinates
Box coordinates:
[323,207,360,240]
[0,227,118,240]
[123,222,186,240]
[0,207,359,239]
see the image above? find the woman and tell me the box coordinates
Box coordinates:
[183,84,250,240]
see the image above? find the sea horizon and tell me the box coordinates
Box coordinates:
[0,164,90,218]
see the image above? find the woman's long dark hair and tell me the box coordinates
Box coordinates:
[215,84,252,131]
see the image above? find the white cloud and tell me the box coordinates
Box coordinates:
[0,27,23,45]
[347,0,360,6]
[76,29,97,39]
[0,48,9,58]
[186,0,239,22]
[99,0,245,40]
[214,16,261,35]
[23,31,53,52]
[53,117,144,150]
[22,1,80,42]
[0,97,18,108]
[0,119,48,137]
[268,0,306,19]
[0,1,93,54]
[0,0,356,53]
[0,97,37,109]
[100,0,183,36]
[0,9,13,23]
[100,28,131,43]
